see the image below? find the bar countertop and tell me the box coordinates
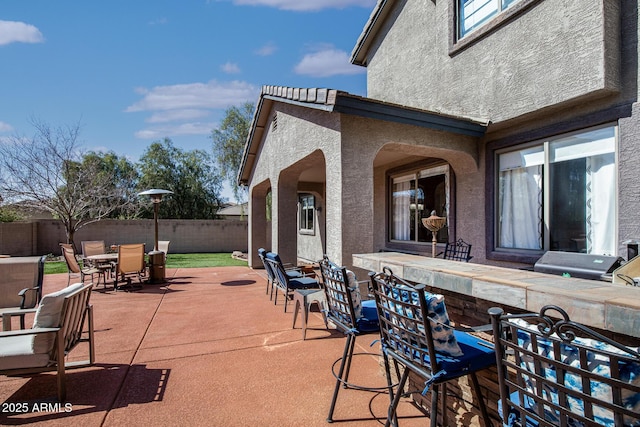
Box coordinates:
[353,252,640,339]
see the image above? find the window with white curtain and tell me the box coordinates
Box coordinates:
[299,194,315,234]
[391,165,450,244]
[458,0,523,38]
[497,126,616,255]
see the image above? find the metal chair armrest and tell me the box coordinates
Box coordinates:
[18,287,39,309]
[0,327,59,338]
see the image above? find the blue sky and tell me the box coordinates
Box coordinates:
[0,0,374,198]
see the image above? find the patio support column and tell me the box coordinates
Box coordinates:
[248,184,268,269]
[323,141,375,270]
[272,174,298,264]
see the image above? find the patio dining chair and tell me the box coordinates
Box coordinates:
[258,248,303,299]
[264,251,320,312]
[60,244,103,287]
[0,256,46,330]
[158,240,170,262]
[81,240,114,283]
[0,282,95,402]
[319,255,381,423]
[438,238,473,262]
[114,243,146,291]
[369,267,495,427]
[489,305,640,427]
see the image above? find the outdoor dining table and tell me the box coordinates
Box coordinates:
[85,253,118,263]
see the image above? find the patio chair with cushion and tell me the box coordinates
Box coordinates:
[60,244,103,287]
[264,251,320,312]
[0,256,46,330]
[258,248,303,299]
[0,282,95,402]
[489,304,640,427]
[369,267,495,427]
[319,255,381,423]
[114,243,146,291]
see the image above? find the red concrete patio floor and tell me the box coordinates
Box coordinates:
[0,267,428,426]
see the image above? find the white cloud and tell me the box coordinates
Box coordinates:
[126,80,257,112]
[221,62,241,74]
[294,48,366,77]
[126,79,258,139]
[147,109,210,124]
[227,0,375,11]
[135,122,216,140]
[0,121,13,132]
[255,42,277,56]
[148,17,168,25]
[0,20,44,46]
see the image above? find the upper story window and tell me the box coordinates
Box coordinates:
[390,165,450,244]
[458,0,523,39]
[496,126,616,256]
[298,194,315,234]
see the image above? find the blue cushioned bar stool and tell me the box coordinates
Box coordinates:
[319,255,382,423]
[370,267,495,427]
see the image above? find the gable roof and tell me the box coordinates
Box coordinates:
[237,85,487,186]
[351,0,395,66]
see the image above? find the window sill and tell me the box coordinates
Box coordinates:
[449,0,543,56]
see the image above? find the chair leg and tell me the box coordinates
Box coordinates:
[55,328,66,402]
[385,364,410,427]
[327,333,355,423]
[470,372,491,427]
[431,384,440,427]
[342,333,357,388]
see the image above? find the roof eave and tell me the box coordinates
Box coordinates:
[351,0,394,66]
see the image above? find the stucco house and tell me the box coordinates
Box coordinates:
[238,0,639,272]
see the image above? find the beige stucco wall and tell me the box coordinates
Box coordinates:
[0,219,248,256]
[365,0,621,124]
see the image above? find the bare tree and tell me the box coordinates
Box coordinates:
[0,118,140,249]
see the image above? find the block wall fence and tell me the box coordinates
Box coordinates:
[0,219,248,257]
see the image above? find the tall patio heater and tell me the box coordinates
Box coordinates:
[139,188,173,284]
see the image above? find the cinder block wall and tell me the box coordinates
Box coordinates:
[0,219,248,256]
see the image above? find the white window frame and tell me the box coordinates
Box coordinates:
[458,0,523,39]
[390,164,451,244]
[298,194,315,235]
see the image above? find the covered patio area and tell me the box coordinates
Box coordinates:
[0,266,427,426]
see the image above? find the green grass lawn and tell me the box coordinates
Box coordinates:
[44,253,247,275]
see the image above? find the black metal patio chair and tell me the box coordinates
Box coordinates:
[319,255,381,422]
[370,267,495,427]
[264,251,320,312]
[439,238,473,262]
[489,305,640,427]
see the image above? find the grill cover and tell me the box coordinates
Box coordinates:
[533,251,624,281]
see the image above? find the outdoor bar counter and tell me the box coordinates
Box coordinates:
[353,251,640,340]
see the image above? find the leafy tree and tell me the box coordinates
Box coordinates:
[137,138,223,219]
[79,151,141,219]
[0,118,142,247]
[211,102,254,202]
